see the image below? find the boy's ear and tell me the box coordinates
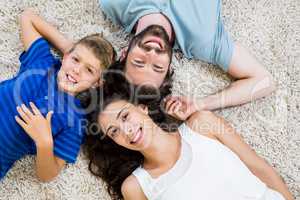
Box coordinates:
[61,53,69,65]
[137,104,148,115]
[62,52,70,60]
[92,79,104,88]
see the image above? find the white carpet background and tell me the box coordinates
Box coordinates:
[0,0,299,199]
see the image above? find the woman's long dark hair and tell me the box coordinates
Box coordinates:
[83,63,174,200]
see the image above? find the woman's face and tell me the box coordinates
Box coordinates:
[98,100,156,151]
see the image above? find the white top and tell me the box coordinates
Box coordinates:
[132,123,283,200]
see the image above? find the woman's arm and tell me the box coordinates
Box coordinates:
[187,111,294,200]
[20,8,73,53]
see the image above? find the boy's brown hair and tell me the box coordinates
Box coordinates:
[70,33,116,69]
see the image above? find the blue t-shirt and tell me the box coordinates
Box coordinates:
[0,38,86,179]
[100,0,234,71]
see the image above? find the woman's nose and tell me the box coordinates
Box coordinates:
[124,126,133,136]
[123,123,138,137]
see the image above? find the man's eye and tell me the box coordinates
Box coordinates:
[133,60,144,67]
[154,64,163,69]
[135,60,144,64]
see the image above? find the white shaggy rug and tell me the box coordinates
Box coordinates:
[0,0,299,199]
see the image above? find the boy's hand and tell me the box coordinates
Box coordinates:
[15,102,53,147]
[164,96,202,121]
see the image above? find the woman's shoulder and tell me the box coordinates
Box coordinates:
[184,111,219,140]
[121,175,147,200]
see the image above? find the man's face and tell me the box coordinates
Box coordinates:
[125,25,173,88]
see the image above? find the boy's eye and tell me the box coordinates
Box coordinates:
[87,68,93,74]
[72,57,79,62]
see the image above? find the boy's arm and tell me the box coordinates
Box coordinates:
[35,143,66,182]
[187,111,294,200]
[15,103,65,182]
[20,8,73,53]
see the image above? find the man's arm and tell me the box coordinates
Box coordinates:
[198,43,276,110]
[20,8,73,53]
[187,111,294,200]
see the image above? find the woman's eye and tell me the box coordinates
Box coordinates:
[122,113,129,122]
[110,128,119,138]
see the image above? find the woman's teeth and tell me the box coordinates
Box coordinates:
[131,128,142,144]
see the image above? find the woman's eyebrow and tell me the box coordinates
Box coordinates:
[116,106,128,120]
[105,126,113,135]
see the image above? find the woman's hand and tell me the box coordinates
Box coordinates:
[164,96,202,120]
[15,102,53,147]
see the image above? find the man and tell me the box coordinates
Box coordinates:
[100,0,276,111]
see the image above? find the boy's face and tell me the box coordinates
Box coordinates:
[57,44,102,95]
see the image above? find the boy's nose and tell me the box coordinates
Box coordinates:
[72,64,81,74]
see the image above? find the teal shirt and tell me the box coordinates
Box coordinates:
[100,0,234,71]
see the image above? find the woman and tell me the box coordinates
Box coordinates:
[85,79,293,200]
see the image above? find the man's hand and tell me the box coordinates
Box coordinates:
[15,102,53,147]
[164,96,203,120]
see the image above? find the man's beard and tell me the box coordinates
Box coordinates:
[127,25,173,59]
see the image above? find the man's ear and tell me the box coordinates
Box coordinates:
[137,104,148,115]
[120,46,129,61]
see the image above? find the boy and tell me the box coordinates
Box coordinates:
[0,8,115,182]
